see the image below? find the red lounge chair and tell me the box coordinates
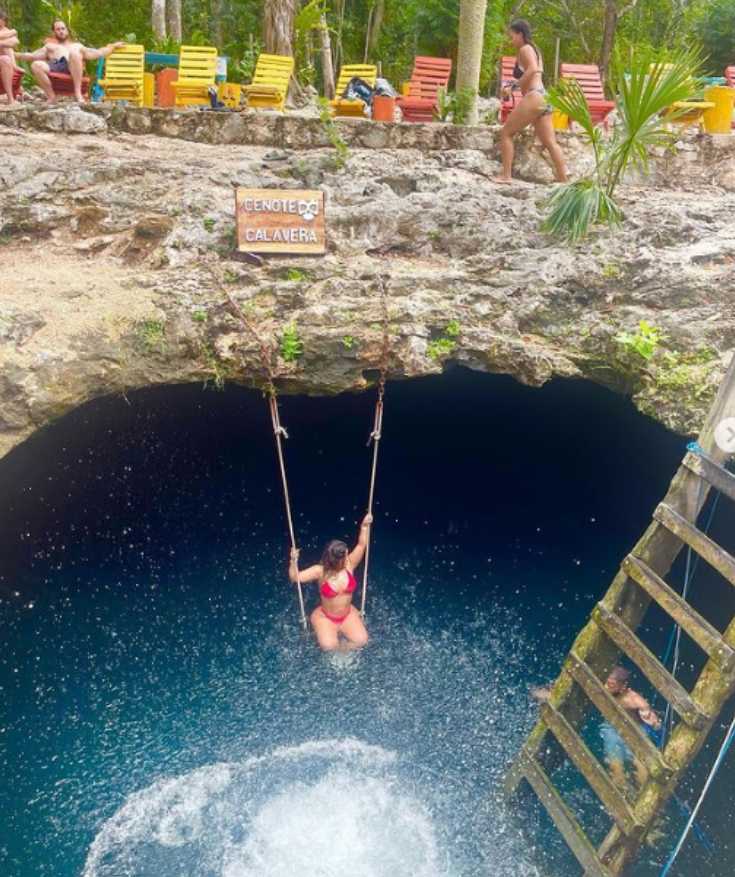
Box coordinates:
[397,56,452,123]
[500,55,521,122]
[10,65,23,98]
[559,63,615,125]
[48,70,90,97]
[725,66,735,88]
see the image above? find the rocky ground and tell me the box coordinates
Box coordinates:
[1,104,734,460]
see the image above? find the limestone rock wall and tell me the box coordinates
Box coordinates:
[1,105,734,461]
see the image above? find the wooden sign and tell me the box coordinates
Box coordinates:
[235,188,326,255]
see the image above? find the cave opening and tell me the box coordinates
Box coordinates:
[1,367,733,877]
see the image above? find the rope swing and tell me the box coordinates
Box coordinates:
[215,265,390,629]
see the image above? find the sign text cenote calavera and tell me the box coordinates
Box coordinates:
[235,188,326,255]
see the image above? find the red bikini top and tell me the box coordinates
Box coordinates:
[321,569,357,599]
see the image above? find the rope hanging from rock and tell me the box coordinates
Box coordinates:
[214,264,390,629]
[360,277,391,619]
[268,393,308,629]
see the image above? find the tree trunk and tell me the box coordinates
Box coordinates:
[263,0,298,56]
[319,12,335,99]
[599,0,618,77]
[166,0,182,43]
[456,0,488,125]
[367,0,385,57]
[152,0,167,41]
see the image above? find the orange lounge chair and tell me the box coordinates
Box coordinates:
[397,56,452,122]
[559,63,615,125]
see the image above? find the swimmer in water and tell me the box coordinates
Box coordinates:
[288,514,372,652]
[531,666,661,790]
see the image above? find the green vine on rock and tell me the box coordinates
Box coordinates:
[280,324,304,362]
[318,98,350,170]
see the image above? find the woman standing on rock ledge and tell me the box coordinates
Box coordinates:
[495,20,567,185]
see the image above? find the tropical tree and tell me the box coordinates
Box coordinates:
[167,0,182,42]
[543,49,700,241]
[456,0,489,124]
[152,0,166,40]
[263,0,297,55]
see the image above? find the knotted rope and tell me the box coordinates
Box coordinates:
[211,266,307,629]
[360,277,391,618]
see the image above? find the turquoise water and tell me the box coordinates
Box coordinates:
[1,370,733,876]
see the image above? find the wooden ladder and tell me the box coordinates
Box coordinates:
[505,357,735,876]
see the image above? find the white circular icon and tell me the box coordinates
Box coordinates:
[714,417,735,453]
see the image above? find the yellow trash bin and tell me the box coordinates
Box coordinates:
[143,72,155,108]
[703,85,734,134]
[552,109,568,131]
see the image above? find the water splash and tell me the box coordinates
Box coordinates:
[83,739,445,877]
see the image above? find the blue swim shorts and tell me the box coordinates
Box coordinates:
[600,722,633,764]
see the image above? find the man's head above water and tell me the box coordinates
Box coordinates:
[605,666,631,695]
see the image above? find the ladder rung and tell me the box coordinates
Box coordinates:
[520,752,614,877]
[565,654,673,782]
[593,605,710,730]
[684,450,735,504]
[623,555,735,673]
[540,704,643,837]
[654,502,735,588]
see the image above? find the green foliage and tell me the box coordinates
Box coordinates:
[202,217,216,233]
[694,0,735,75]
[545,49,700,241]
[235,35,262,84]
[427,320,461,361]
[318,97,349,170]
[284,267,309,282]
[280,324,304,363]
[199,340,226,390]
[445,319,461,339]
[342,335,355,350]
[434,86,476,124]
[294,0,325,86]
[137,318,166,353]
[192,309,207,322]
[616,320,663,362]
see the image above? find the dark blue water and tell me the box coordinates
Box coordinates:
[1,368,733,876]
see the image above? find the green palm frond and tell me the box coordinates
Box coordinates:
[605,48,701,194]
[548,77,605,179]
[542,180,623,243]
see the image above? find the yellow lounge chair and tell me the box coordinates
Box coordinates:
[649,63,714,129]
[172,45,218,108]
[330,64,378,117]
[98,44,145,107]
[244,53,294,112]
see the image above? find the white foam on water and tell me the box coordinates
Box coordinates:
[83,739,446,877]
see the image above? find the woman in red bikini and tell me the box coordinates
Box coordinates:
[288,514,372,651]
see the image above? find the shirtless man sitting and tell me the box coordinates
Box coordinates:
[16,18,124,104]
[0,9,20,106]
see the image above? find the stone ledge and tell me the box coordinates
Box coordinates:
[3,103,735,190]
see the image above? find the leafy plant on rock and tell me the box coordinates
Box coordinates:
[280,324,304,362]
[318,98,350,170]
[616,320,663,363]
[427,320,461,361]
[544,49,700,242]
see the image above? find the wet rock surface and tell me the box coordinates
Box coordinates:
[1,105,734,459]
